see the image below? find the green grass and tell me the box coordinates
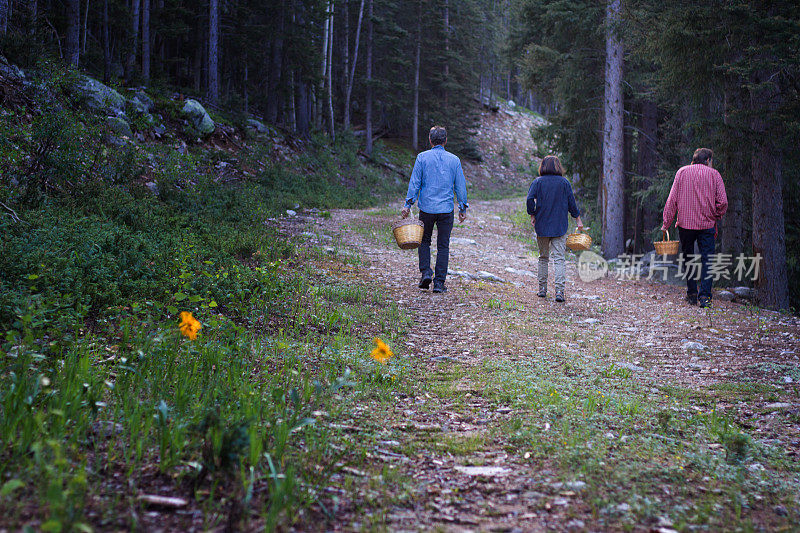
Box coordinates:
[0,85,414,530]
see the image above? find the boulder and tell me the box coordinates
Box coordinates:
[0,55,25,81]
[76,75,126,114]
[733,286,755,299]
[105,116,132,138]
[717,290,735,302]
[246,118,271,134]
[130,91,154,113]
[181,99,215,136]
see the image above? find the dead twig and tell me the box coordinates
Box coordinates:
[1,201,22,223]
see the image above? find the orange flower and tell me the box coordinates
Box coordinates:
[370,338,393,364]
[179,311,201,340]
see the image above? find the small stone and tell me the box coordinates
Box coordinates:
[583,318,600,325]
[783,376,793,384]
[616,502,631,512]
[551,497,569,506]
[566,520,585,530]
[682,341,707,351]
[774,505,788,516]
[748,463,765,472]
[616,362,645,372]
[450,237,478,246]
[286,209,297,216]
[476,271,506,283]
[765,402,792,410]
[453,466,510,476]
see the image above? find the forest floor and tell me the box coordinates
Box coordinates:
[279,198,800,531]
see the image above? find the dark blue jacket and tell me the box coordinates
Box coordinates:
[526,174,581,237]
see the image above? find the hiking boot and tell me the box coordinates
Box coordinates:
[418,275,432,289]
[686,293,698,306]
[537,286,547,298]
[432,282,447,293]
[699,297,711,309]
[555,292,565,303]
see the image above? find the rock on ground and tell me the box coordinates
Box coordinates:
[76,75,126,114]
[181,99,215,136]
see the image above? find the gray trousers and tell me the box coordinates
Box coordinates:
[537,233,567,294]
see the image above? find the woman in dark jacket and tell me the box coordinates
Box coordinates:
[526,155,583,302]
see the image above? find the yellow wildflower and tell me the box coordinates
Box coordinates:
[179,311,201,340]
[370,338,393,364]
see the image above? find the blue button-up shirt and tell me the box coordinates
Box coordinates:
[404,145,469,214]
[526,174,581,237]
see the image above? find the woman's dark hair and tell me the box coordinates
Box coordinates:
[538,155,564,176]
[692,147,713,165]
[429,125,447,146]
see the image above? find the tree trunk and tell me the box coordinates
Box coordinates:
[82,0,90,53]
[141,0,150,80]
[411,0,421,151]
[637,97,659,250]
[208,0,219,102]
[326,0,335,140]
[126,0,141,80]
[443,0,449,107]
[317,2,332,130]
[601,0,625,259]
[65,0,81,67]
[343,0,364,129]
[751,73,788,310]
[718,85,746,257]
[103,0,111,82]
[266,41,284,124]
[364,0,373,155]
[27,0,37,34]
[0,0,9,36]
[295,79,311,137]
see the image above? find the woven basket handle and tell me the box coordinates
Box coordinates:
[662,229,670,242]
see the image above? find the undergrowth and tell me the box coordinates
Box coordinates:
[0,71,410,530]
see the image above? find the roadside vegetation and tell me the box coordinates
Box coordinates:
[0,68,411,530]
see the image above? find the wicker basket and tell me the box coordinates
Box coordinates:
[566,229,592,252]
[391,219,425,250]
[654,229,680,255]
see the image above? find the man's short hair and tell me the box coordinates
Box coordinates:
[692,148,713,165]
[538,155,564,176]
[429,126,447,146]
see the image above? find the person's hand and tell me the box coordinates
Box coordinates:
[530,215,536,226]
[459,211,467,223]
[576,216,584,232]
[401,207,410,219]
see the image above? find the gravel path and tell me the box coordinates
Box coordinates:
[284,197,800,531]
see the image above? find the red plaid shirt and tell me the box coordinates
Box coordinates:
[662,163,728,231]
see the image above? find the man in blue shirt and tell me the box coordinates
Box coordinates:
[400,126,469,293]
[526,155,583,302]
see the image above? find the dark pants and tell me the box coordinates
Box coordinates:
[678,226,716,300]
[418,210,454,284]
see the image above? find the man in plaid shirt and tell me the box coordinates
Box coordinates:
[662,148,728,308]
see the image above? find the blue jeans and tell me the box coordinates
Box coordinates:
[418,211,454,284]
[679,226,716,300]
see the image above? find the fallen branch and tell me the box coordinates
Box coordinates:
[1,201,21,224]
[357,152,408,178]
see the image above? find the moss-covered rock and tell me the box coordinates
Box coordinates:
[76,75,126,114]
[106,116,133,138]
[181,99,215,136]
